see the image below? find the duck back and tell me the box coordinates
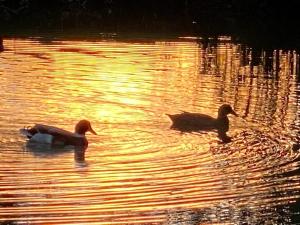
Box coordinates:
[166,112,217,132]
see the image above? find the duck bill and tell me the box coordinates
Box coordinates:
[89,127,97,135]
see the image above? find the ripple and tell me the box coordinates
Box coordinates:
[0,38,299,224]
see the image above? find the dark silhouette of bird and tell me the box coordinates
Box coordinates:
[166,104,238,142]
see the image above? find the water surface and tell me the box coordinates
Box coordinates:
[0,37,300,224]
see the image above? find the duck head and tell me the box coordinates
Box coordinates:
[75,120,97,135]
[218,104,238,118]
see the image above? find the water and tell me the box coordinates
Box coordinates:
[0,37,300,224]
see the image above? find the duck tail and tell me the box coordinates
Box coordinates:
[165,113,176,122]
[165,113,172,118]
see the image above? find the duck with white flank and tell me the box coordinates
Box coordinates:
[20,120,97,147]
[166,104,238,142]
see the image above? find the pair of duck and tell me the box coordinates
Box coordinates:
[20,104,237,146]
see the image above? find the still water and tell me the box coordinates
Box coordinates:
[0,37,300,224]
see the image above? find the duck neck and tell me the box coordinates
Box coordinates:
[75,131,86,136]
[216,114,229,132]
[217,113,228,120]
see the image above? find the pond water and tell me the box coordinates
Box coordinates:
[0,37,300,224]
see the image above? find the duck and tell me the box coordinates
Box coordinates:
[166,104,238,142]
[20,120,97,147]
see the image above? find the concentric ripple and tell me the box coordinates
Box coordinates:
[0,38,299,224]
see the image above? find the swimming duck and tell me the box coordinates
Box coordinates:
[166,104,238,142]
[20,120,97,147]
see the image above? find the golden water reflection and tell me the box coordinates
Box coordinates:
[0,38,299,224]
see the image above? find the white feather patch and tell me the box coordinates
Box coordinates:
[20,128,33,137]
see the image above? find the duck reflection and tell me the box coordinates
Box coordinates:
[24,142,88,165]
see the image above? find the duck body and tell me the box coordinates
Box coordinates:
[20,120,97,147]
[166,104,237,142]
[167,112,218,132]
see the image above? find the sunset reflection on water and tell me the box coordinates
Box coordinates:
[0,37,299,224]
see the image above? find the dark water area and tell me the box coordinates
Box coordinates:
[0,36,300,224]
[1,0,300,50]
